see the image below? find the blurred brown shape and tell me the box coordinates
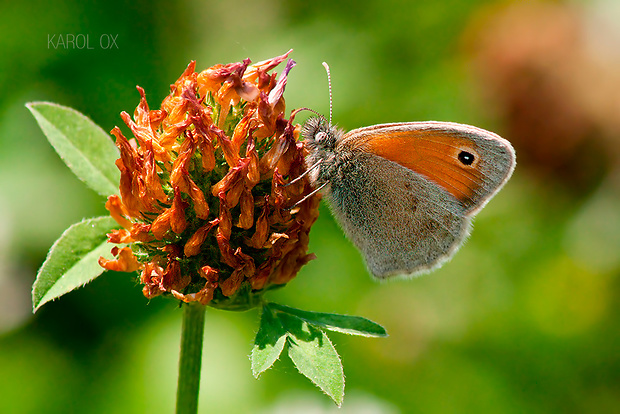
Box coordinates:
[466,2,620,194]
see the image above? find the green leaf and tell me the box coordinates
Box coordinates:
[26,101,120,197]
[251,303,387,405]
[270,303,388,337]
[280,312,345,406]
[32,216,119,312]
[251,304,287,377]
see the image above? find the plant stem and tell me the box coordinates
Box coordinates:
[176,302,206,414]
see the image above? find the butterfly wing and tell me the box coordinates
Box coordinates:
[340,122,516,214]
[324,150,471,278]
[323,122,515,278]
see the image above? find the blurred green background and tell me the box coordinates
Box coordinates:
[1,0,619,412]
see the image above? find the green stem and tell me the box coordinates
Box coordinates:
[176,302,207,414]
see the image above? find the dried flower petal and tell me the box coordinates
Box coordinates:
[247,201,270,248]
[200,266,220,283]
[268,59,296,107]
[107,228,133,244]
[237,189,254,230]
[130,223,155,242]
[184,219,219,257]
[105,195,132,229]
[99,247,141,272]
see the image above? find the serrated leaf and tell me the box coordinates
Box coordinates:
[26,101,120,197]
[280,312,345,406]
[251,304,288,377]
[32,216,119,312]
[270,303,387,337]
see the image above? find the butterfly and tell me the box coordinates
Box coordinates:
[298,64,516,278]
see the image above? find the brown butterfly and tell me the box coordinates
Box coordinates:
[299,64,516,278]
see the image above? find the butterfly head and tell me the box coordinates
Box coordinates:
[298,115,346,188]
[302,116,339,149]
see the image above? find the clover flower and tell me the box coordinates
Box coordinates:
[98,51,321,309]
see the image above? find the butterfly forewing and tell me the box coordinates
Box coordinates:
[340,122,516,212]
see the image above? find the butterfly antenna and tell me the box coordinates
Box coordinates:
[322,62,333,125]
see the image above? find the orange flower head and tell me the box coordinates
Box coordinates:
[99,51,320,310]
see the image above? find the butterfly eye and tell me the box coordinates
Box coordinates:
[458,151,475,166]
[316,132,328,141]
